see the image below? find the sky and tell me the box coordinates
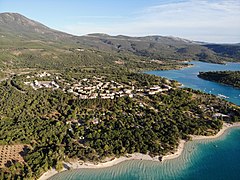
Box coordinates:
[0,0,240,43]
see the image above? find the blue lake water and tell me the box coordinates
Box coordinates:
[50,61,240,180]
[147,61,240,105]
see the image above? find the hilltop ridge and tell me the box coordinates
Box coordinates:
[0,12,73,41]
[0,12,240,64]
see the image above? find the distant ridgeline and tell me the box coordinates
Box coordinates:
[198,71,240,88]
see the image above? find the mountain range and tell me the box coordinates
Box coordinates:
[0,12,240,66]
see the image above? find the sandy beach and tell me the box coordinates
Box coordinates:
[38,153,161,180]
[39,122,240,180]
[191,122,240,140]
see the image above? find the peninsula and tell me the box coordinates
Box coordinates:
[198,71,240,88]
[39,122,240,180]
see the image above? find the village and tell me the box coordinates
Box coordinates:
[23,72,172,100]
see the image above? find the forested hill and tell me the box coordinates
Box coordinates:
[76,34,240,63]
[198,71,240,88]
[0,72,240,179]
[204,44,240,60]
[0,12,73,41]
[1,12,240,66]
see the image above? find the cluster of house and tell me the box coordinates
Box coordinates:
[65,77,135,99]
[26,72,51,79]
[64,77,172,99]
[145,84,172,95]
[24,80,60,90]
[24,72,60,90]
[24,72,172,99]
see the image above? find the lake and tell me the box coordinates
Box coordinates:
[147,61,240,105]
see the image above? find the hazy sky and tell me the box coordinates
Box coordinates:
[0,0,240,43]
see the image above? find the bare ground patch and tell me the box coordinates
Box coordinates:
[0,145,28,168]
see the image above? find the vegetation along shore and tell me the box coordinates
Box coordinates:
[39,122,240,180]
[198,71,240,88]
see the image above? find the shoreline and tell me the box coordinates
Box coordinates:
[39,122,240,180]
[191,122,240,141]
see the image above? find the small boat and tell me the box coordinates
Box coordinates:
[217,94,229,99]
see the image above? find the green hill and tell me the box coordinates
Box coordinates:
[198,71,240,88]
[0,12,240,73]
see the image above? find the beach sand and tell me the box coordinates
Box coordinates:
[39,122,240,180]
[38,153,160,180]
[191,122,240,140]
